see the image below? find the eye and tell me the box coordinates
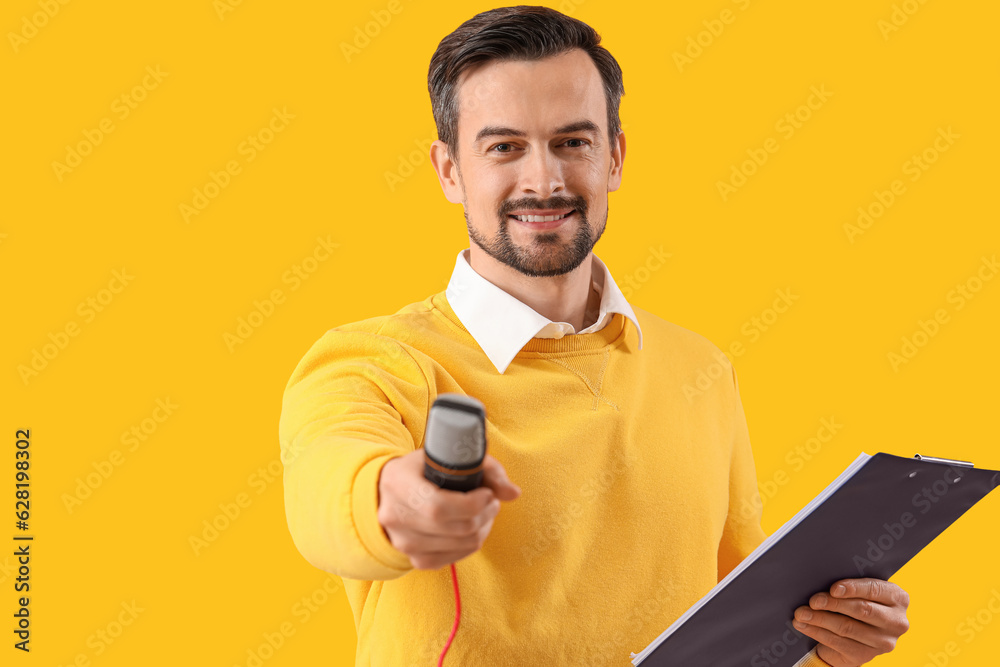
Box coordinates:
[489,139,589,154]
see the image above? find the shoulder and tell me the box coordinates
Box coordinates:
[630,303,731,365]
[332,293,447,345]
[327,293,436,336]
[629,305,743,409]
[284,295,441,385]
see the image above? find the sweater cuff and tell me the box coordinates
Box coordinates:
[793,647,832,667]
[352,453,414,574]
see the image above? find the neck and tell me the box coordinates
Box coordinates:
[466,247,598,331]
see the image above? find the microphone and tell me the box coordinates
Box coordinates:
[423,393,487,492]
[421,393,487,666]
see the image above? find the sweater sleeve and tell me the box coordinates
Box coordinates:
[278,328,432,581]
[716,359,769,583]
[717,364,834,667]
[714,363,833,667]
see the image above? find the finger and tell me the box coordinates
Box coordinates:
[413,497,500,538]
[391,516,494,555]
[430,486,496,521]
[830,578,909,608]
[383,482,492,533]
[408,518,497,570]
[792,616,883,665]
[397,490,494,538]
[793,606,897,653]
[387,450,441,501]
[809,592,910,635]
[416,513,497,552]
[481,455,521,500]
[390,482,490,522]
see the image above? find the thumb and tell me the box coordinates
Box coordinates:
[482,454,521,501]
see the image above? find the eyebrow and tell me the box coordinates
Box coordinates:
[473,120,601,145]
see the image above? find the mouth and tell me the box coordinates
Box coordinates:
[508,209,576,229]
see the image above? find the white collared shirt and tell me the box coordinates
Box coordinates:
[445,248,644,374]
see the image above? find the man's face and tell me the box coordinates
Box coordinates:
[431,48,625,278]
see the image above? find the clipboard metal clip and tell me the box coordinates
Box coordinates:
[914,453,974,468]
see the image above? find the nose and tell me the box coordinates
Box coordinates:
[518,145,565,199]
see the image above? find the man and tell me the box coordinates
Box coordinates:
[279,6,910,665]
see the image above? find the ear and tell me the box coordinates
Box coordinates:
[430,140,464,204]
[607,131,625,193]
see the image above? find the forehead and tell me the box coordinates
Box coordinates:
[455,49,607,141]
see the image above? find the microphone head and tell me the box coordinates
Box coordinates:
[423,393,486,492]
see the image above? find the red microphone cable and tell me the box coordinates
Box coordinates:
[437,562,461,666]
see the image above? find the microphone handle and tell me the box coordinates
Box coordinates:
[424,452,484,492]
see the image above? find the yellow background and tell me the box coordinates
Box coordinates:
[3,0,998,665]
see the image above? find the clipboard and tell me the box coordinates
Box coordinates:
[630,452,1000,666]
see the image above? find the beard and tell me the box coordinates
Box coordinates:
[465,200,607,278]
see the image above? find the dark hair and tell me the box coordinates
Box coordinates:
[428,5,624,169]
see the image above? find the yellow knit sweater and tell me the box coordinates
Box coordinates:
[279,290,829,666]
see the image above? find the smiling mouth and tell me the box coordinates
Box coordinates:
[508,210,575,223]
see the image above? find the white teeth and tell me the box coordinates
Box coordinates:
[512,212,571,223]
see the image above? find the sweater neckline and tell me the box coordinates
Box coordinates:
[430,291,629,356]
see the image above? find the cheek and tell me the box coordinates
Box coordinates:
[471,172,510,205]
[570,159,609,188]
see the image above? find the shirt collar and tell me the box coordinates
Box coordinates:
[445,248,643,374]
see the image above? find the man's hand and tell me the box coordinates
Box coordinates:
[793,578,910,666]
[377,448,521,571]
